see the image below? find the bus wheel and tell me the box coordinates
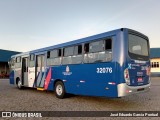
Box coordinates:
[55,81,66,99]
[17,79,23,89]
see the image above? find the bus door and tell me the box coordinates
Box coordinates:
[22,57,28,86]
[28,54,35,87]
[36,55,45,88]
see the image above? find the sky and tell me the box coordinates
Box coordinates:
[0,0,160,52]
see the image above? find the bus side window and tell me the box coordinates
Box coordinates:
[74,45,82,55]
[63,48,65,57]
[47,49,62,66]
[89,40,103,53]
[84,39,112,63]
[47,51,50,58]
[105,39,112,50]
[84,43,89,53]
[78,45,82,54]
[10,58,15,69]
[29,54,35,67]
[62,46,74,65]
[50,50,58,58]
[15,57,21,68]
[16,57,21,63]
[58,49,61,57]
[105,39,112,61]
[37,56,41,67]
[72,45,82,64]
[64,46,74,57]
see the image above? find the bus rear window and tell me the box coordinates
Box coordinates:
[128,34,149,60]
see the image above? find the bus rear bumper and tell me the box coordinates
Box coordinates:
[117,83,151,97]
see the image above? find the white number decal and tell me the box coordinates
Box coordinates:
[97,67,112,73]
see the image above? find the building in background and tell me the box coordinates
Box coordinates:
[150,48,160,77]
[0,49,20,78]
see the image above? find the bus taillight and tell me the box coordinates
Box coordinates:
[124,68,130,85]
[146,66,151,76]
[146,66,151,84]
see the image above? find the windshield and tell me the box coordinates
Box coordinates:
[128,34,149,61]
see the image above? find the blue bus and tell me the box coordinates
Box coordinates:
[9,28,151,98]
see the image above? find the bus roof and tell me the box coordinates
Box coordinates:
[12,28,147,57]
[30,28,122,54]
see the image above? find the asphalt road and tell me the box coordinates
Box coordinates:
[0,77,160,119]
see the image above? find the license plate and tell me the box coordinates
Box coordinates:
[138,77,143,82]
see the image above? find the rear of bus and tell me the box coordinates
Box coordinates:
[117,29,151,97]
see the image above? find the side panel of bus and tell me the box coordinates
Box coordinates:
[45,36,119,97]
[44,62,117,97]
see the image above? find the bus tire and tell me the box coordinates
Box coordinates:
[55,81,66,99]
[17,79,23,89]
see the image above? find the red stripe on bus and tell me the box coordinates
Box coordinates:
[44,68,51,90]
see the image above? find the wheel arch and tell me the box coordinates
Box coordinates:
[54,79,64,87]
[16,77,20,85]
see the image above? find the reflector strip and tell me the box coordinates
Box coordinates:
[80,80,85,83]
[108,82,116,85]
[44,68,51,90]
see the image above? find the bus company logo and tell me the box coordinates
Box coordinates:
[66,66,70,73]
[62,66,72,75]
[128,64,132,69]
[146,66,151,76]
